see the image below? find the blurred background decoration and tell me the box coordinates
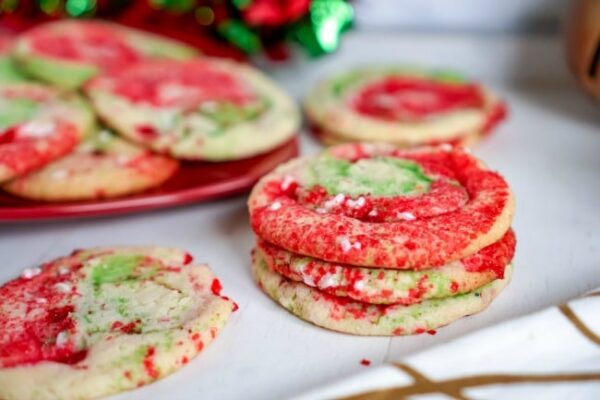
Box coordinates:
[0,0,354,60]
[566,0,600,101]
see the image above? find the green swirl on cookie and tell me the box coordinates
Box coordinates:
[300,154,433,197]
[0,98,39,128]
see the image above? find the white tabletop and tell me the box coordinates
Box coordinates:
[1,32,599,400]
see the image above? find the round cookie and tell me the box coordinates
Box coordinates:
[0,83,95,183]
[310,121,482,148]
[0,247,235,400]
[4,128,179,201]
[257,229,515,305]
[0,36,27,83]
[305,67,506,147]
[85,58,299,161]
[249,143,515,269]
[253,250,512,336]
[13,20,197,89]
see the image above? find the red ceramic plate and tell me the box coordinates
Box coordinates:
[0,138,299,222]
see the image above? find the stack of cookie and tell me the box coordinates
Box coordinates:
[0,20,299,202]
[248,143,516,336]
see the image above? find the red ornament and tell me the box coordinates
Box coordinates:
[242,0,310,27]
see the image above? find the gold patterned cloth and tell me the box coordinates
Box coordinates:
[295,290,600,400]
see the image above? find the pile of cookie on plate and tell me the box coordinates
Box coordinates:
[0,20,299,202]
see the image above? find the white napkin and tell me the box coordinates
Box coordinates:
[295,290,600,400]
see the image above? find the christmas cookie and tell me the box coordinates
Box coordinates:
[249,143,515,269]
[253,250,512,336]
[4,128,179,201]
[0,83,95,183]
[305,67,506,146]
[86,58,299,161]
[257,228,515,305]
[13,20,197,89]
[0,36,27,83]
[0,247,235,400]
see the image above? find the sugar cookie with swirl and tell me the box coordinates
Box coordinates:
[257,228,515,305]
[249,143,515,269]
[252,250,512,336]
[86,58,299,161]
[0,247,234,400]
[0,83,94,183]
[305,67,506,147]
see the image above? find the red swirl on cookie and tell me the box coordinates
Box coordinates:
[29,21,140,72]
[0,258,83,367]
[249,143,514,269]
[0,121,79,179]
[91,59,257,110]
[351,77,485,121]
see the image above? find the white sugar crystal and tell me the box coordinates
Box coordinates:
[301,275,316,287]
[338,236,361,252]
[439,143,453,152]
[36,297,48,304]
[280,175,295,191]
[269,201,282,211]
[353,280,366,291]
[368,209,378,217]
[57,265,70,275]
[291,259,308,272]
[397,211,416,221]
[55,331,69,348]
[339,237,352,252]
[323,193,345,210]
[19,121,55,138]
[317,274,339,289]
[54,282,72,293]
[346,196,366,209]
[315,207,326,214]
[21,267,42,279]
[51,169,68,180]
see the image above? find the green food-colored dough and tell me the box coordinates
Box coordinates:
[0,97,39,129]
[300,154,433,197]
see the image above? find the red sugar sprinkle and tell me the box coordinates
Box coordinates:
[450,281,459,293]
[427,329,437,335]
[142,346,159,379]
[136,124,159,139]
[360,359,371,366]
[183,253,193,265]
[210,279,223,295]
[393,327,404,336]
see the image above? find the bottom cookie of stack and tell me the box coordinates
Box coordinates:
[252,249,512,336]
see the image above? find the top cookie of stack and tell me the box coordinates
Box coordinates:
[248,143,516,335]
